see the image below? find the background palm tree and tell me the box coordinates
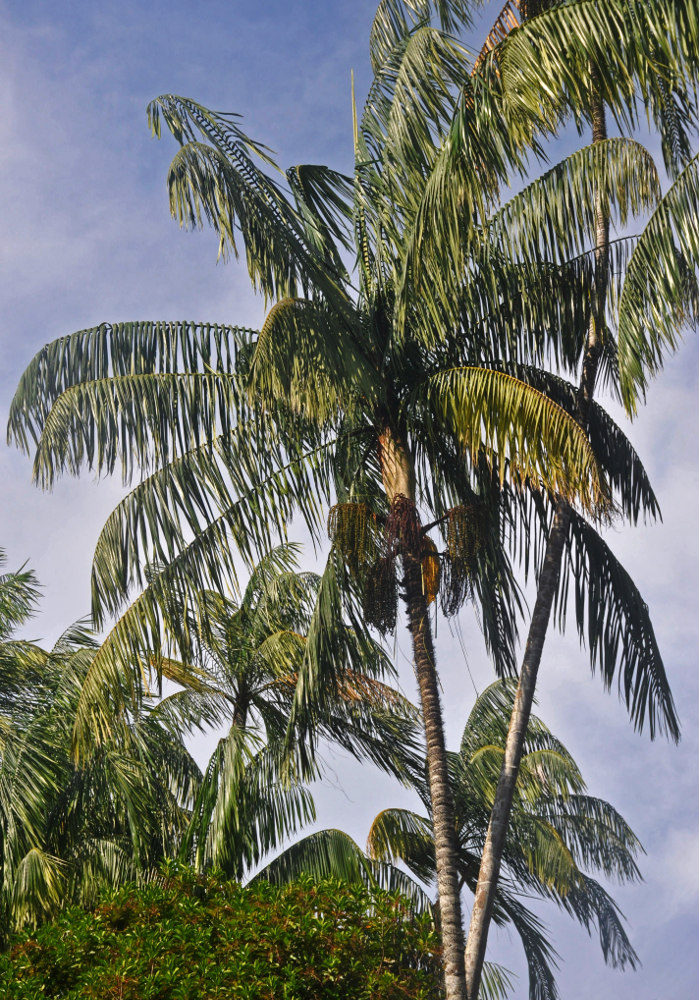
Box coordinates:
[155,543,425,879]
[433,5,699,993]
[0,611,200,939]
[257,680,642,1000]
[367,681,642,1000]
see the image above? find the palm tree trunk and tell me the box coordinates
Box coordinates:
[379,424,467,1000]
[464,93,609,1000]
[404,545,467,1000]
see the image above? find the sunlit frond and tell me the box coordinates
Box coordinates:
[418,367,608,512]
[488,138,660,265]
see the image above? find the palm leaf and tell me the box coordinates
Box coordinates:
[8,321,252,456]
[418,366,608,512]
[148,96,349,306]
[367,808,436,885]
[368,0,475,74]
[559,511,680,740]
[617,152,699,411]
[488,138,660,265]
[498,0,699,140]
[88,429,333,622]
[253,828,374,886]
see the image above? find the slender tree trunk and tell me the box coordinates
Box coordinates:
[464,93,609,1000]
[404,545,467,1000]
[379,424,467,1000]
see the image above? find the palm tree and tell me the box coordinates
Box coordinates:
[366,681,642,1000]
[6,12,612,996]
[8,3,696,995]
[154,544,425,879]
[0,612,200,939]
[435,5,699,994]
[0,544,423,936]
[258,680,642,1000]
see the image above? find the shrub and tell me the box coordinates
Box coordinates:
[0,865,442,999]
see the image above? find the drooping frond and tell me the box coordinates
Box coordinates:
[253,829,375,887]
[368,0,476,74]
[286,163,354,264]
[498,896,560,1000]
[10,849,67,930]
[617,153,699,412]
[502,365,660,523]
[488,138,660,265]
[558,511,680,741]
[88,430,333,622]
[367,808,436,885]
[30,372,244,487]
[418,367,608,512]
[250,296,374,422]
[534,794,642,884]
[480,962,517,1000]
[557,872,639,971]
[184,731,315,879]
[0,551,40,642]
[148,96,348,306]
[498,0,699,140]
[8,321,253,458]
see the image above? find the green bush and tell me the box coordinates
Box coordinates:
[0,865,442,999]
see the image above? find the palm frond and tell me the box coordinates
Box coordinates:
[617,153,699,412]
[498,0,699,140]
[559,511,679,741]
[10,849,67,930]
[557,872,639,970]
[501,365,660,523]
[8,321,252,456]
[534,794,642,883]
[88,429,333,622]
[488,138,660,265]
[368,0,475,74]
[148,96,349,306]
[286,163,354,264]
[367,808,436,885]
[0,551,40,642]
[253,828,374,886]
[498,895,559,1000]
[419,367,608,512]
[250,296,375,422]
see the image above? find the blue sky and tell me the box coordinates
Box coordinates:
[1,2,698,997]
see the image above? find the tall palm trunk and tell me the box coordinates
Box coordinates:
[379,424,467,1000]
[464,95,609,1000]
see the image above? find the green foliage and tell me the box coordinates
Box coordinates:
[0,626,200,939]
[0,870,443,1000]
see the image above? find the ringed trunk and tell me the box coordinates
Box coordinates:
[378,424,467,1000]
